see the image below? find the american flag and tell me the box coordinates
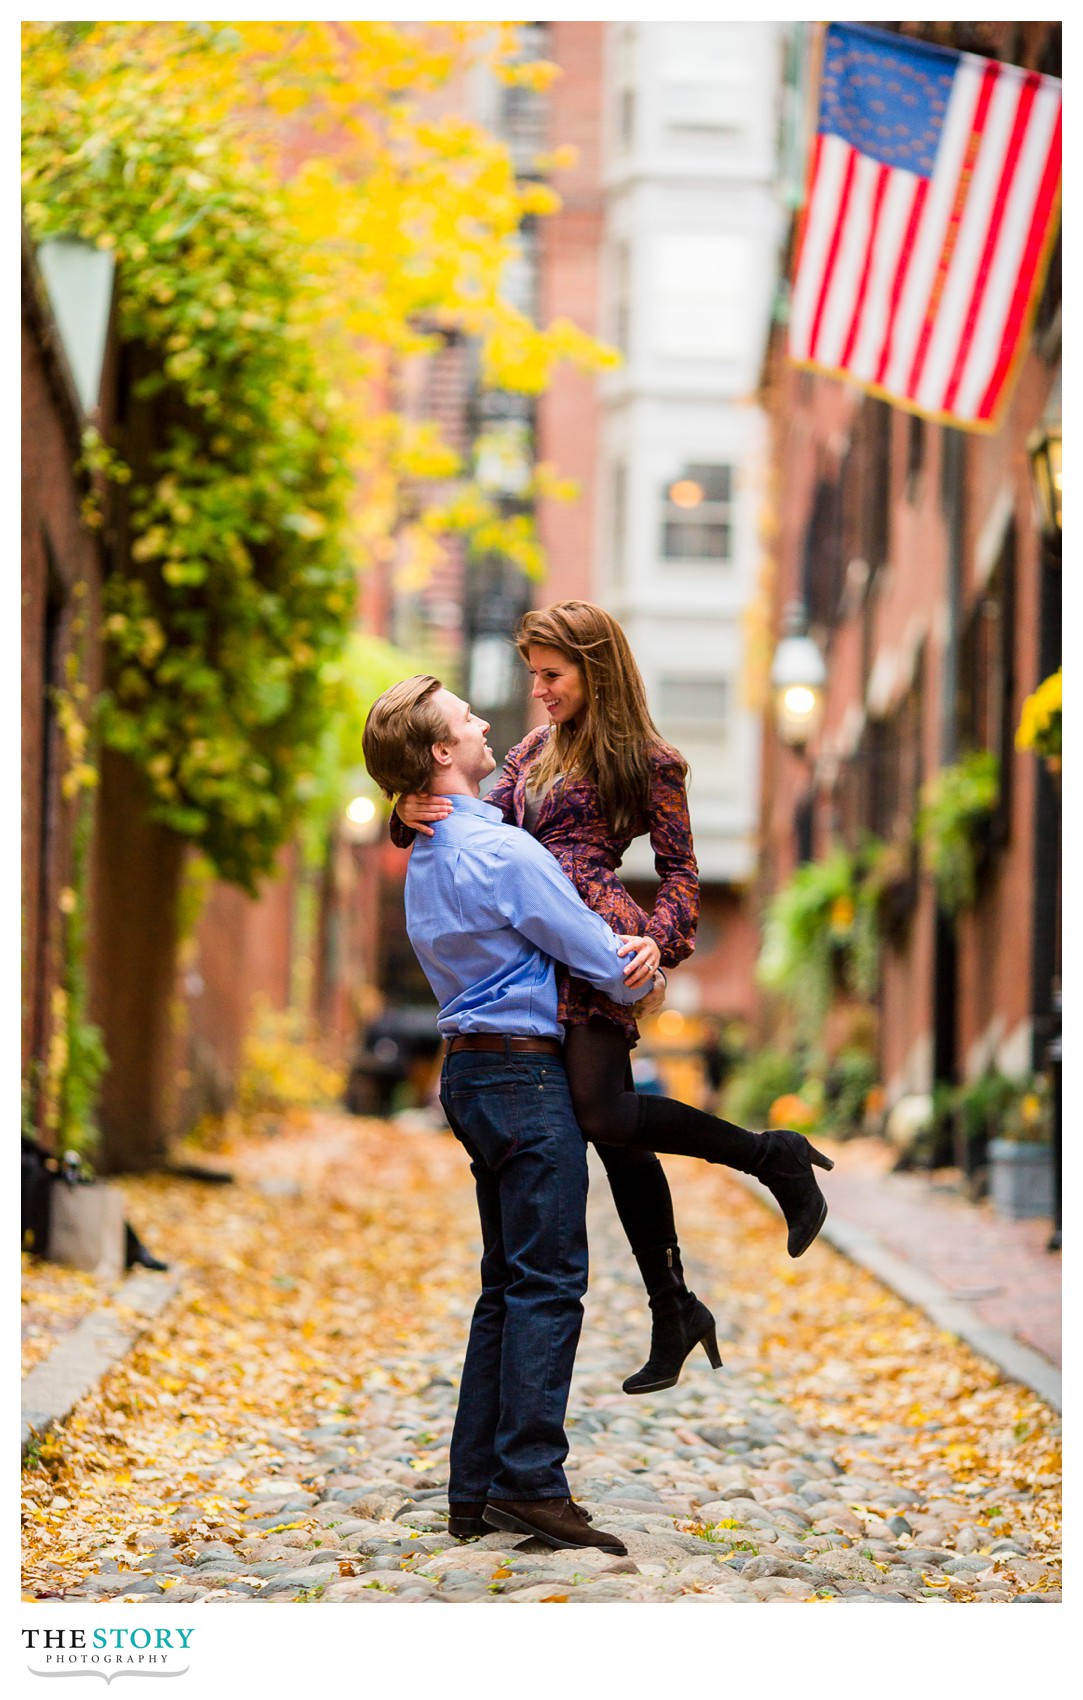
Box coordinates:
[788,23,1061,431]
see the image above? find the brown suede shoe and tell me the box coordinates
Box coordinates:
[484,1497,626,1554]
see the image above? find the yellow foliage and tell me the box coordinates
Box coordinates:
[24,19,618,601]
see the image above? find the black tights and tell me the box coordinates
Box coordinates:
[564,1035,679,1263]
[560,1021,768,1300]
[563,1019,765,1180]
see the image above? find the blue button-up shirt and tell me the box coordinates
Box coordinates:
[404,794,644,1037]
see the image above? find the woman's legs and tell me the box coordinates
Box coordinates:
[563,1028,676,1260]
[564,1025,720,1394]
[563,1019,833,1260]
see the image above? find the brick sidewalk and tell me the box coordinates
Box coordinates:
[820,1139,1061,1370]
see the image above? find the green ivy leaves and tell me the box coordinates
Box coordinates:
[24,25,358,893]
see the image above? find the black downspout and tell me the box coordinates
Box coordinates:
[933,428,964,1155]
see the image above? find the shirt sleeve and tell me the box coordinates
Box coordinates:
[642,752,700,966]
[389,807,416,850]
[492,837,643,1005]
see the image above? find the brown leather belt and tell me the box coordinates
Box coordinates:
[446,1034,563,1058]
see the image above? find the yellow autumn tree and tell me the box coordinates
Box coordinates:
[22,20,617,1166]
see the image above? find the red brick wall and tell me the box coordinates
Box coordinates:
[758,345,1056,1099]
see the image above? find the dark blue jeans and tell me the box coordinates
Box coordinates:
[439,1047,589,1503]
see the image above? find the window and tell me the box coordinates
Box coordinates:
[862,651,924,847]
[958,526,1015,844]
[657,674,729,729]
[659,24,753,146]
[468,634,518,709]
[651,234,749,361]
[656,674,734,793]
[660,462,733,562]
[501,219,539,323]
[803,476,844,624]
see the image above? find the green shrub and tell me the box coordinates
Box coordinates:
[823,1048,878,1137]
[722,1049,804,1129]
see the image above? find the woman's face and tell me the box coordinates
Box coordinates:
[527,645,588,728]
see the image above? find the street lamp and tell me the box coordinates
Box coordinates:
[770,601,826,752]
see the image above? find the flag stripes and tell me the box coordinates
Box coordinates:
[788,25,1061,430]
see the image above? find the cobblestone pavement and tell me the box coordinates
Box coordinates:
[26,1117,1061,1606]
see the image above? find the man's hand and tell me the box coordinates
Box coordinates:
[631,971,667,1019]
[396,792,453,837]
[616,933,662,989]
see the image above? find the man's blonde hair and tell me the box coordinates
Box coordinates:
[362,675,452,799]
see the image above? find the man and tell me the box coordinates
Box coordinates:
[362,675,662,1556]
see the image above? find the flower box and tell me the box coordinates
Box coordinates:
[47,1182,126,1276]
[988,1138,1053,1220]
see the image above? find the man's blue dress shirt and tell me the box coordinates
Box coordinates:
[404,794,643,1037]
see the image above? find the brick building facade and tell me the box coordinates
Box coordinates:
[755,23,1061,1113]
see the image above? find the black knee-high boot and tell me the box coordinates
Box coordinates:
[594,1146,719,1394]
[635,1098,835,1259]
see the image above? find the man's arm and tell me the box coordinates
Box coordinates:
[492,836,648,1007]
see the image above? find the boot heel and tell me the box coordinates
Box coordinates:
[700,1325,723,1370]
[809,1145,834,1171]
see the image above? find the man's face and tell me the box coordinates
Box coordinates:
[432,688,496,786]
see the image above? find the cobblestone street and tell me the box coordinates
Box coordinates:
[22,1112,1061,1608]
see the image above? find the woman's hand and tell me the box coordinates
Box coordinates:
[616,933,662,988]
[631,971,667,1019]
[395,792,453,836]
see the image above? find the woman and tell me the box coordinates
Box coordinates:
[392,601,831,1394]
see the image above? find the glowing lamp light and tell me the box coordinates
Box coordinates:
[343,793,380,844]
[668,479,704,509]
[346,796,377,828]
[770,603,826,752]
[781,684,818,720]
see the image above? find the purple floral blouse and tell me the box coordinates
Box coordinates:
[392,723,699,1043]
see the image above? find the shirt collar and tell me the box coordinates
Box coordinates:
[445,794,495,819]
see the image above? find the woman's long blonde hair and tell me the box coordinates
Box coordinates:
[516,600,686,838]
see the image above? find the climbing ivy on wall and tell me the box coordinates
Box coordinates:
[22,21,617,892]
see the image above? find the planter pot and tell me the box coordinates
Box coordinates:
[47,1182,126,1276]
[988,1139,1053,1220]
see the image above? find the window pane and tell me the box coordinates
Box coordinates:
[662,520,730,559]
[685,463,731,503]
[659,24,753,142]
[658,674,729,725]
[469,635,518,708]
[651,234,748,359]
